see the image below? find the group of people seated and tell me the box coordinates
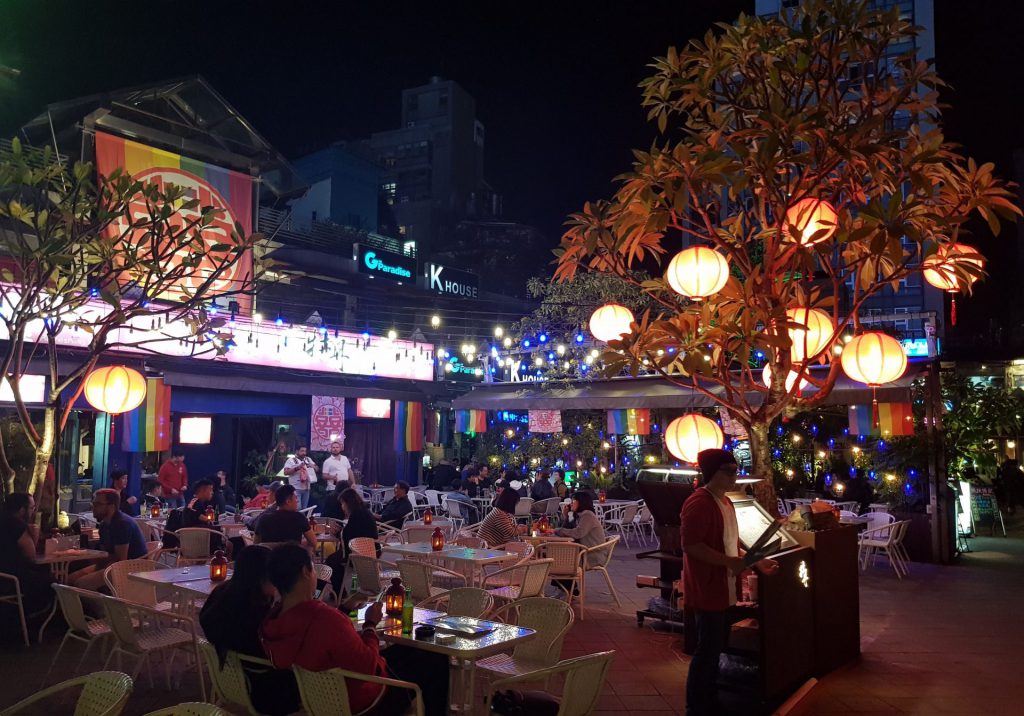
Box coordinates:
[200,542,449,715]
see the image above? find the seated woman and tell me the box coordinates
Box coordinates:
[199,545,300,716]
[556,490,612,561]
[477,487,527,548]
[325,488,379,594]
[261,544,449,716]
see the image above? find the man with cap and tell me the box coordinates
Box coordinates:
[681,448,778,716]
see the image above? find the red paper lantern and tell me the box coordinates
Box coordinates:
[666,246,730,300]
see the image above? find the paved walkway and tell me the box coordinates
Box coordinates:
[2,524,1022,714]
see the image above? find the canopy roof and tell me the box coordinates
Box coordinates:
[451,361,926,411]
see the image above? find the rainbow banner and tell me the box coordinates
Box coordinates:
[94,132,256,315]
[606,409,650,435]
[394,401,424,452]
[455,409,487,433]
[879,402,914,436]
[847,404,877,436]
[121,378,172,452]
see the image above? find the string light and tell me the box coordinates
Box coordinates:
[430,315,441,328]
[494,326,504,338]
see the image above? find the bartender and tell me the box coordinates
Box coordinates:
[681,449,778,716]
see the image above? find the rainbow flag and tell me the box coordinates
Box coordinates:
[607,409,651,435]
[455,409,487,433]
[121,378,172,452]
[394,401,424,452]
[94,132,256,315]
[847,404,877,436]
[848,402,914,437]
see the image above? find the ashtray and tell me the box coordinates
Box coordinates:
[414,625,436,640]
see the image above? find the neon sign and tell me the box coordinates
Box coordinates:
[356,244,415,282]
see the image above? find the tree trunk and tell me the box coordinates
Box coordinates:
[29,405,57,529]
[748,420,780,517]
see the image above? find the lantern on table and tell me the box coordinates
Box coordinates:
[83,365,147,414]
[589,304,634,343]
[431,527,445,551]
[204,506,216,524]
[150,503,161,519]
[664,414,724,463]
[598,490,607,504]
[209,550,228,582]
[784,198,838,246]
[423,508,433,525]
[385,577,406,617]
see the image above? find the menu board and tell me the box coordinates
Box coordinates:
[969,485,998,532]
[731,498,797,551]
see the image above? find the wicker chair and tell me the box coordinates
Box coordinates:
[350,554,400,596]
[483,651,615,716]
[0,671,133,716]
[512,497,535,523]
[142,704,229,716]
[477,596,575,690]
[538,541,587,617]
[103,559,174,612]
[581,536,623,614]
[396,559,466,602]
[376,523,405,546]
[453,534,486,549]
[0,570,30,647]
[314,563,335,603]
[347,537,377,558]
[482,559,553,607]
[198,642,263,716]
[293,663,423,716]
[43,584,113,685]
[169,528,222,566]
[415,587,494,618]
[402,526,436,544]
[100,595,205,700]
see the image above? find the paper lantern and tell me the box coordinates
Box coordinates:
[785,198,838,246]
[923,243,984,292]
[83,365,147,414]
[840,332,907,387]
[787,307,834,363]
[665,414,724,463]
[666,246,730,299]
[589,304,635,342]
[761,364,810,393]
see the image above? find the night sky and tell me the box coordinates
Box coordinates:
[1,1,1022,344]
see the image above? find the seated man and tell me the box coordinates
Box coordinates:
[69,488,148,591]
[0,493,54,614]
[373,481,413,529]
[444,486,480,525]
[261,544,448,716]
[256,484,316,549]
[163,479,228,553]
[141,478,165,511]
[244,482,283,531]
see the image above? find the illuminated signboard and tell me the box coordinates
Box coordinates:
[355,244,416,283]
[179,416,213,444]
[424,263,479,298]
[0,375,45,404]
[356,398,391,419]
[902,338,938,358]
[497,411,528,425]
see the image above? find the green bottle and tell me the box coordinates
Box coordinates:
[401,588,414,634]
[348,574,360,623]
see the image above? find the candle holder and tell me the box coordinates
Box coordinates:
[209,550,228,581]
[385,577,405,617]
[431,527,445,551]
[423,508,433,525]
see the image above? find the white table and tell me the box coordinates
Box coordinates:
[405,519,453,529]
[128,567,231,586]
[382,543,517,586]
[359,605,535,714]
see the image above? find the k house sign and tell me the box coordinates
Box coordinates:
[425,263,479,299]
[355,244,416,284]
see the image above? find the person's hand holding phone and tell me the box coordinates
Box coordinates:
[363,601,384,630]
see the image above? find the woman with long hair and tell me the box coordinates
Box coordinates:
[556,490,612,565]
[478,485,527,547]
[324,487,379,594]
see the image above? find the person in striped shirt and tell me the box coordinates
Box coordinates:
[477,488,527,547]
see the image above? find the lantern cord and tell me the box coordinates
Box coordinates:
[872,387,879,429]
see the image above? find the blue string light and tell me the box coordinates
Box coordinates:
[575,334,584,343]
[539,333,548,343]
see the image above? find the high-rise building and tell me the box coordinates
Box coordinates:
[755,0,941,341]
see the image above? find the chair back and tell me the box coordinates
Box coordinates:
[396,559,436,601]
[375,523,404,545]
[104,559,161,607]
[538,542,586,577]
[198,642,258,715]
[100,595,142,650]
[446,499,471,521]
[347,537,377,558]
[142,704,229,715]
[585,536,619,570]
[454,534,486,549]
[175,528,219,560]
[544,498,562,517]
[839,510,859,520]
[314,563,333,583]
[424,490,442,508]
[890,520,911,547]
[497,596,574,667]
[293,664,424,716]
[513,498,534,518]
[618,504,639,522]
[518,559,554,599]
[557,651,616,716]
[349,554,387,595]
[499,541,534,563]
[442,587,494,618]
[52,583,103,637]
[75,671,135,716]
[863,511,896,532]
[402,526,435,544]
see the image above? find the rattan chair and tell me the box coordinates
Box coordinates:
[0,671,133,716]
[313,563,336,603]
[103,559,174,612]
[483,651,615,716]
[396,559,466,601]
[292,664,424,716]
[538,541,587,616]
[198,642,262,716]
[512,497,535,523]
[482,558,554,606]
[142,704,228,716]
[453,534,486,549]
[480,597,575,680]
[415,587,494,618]
[347,537,377,558]
[169,528,222,566]
[376,523,405,546]
[0,570,30,647]
[350,554,401,596]
[100,595,205,700]
[402,526,436,544]
[581,536,622,614]
[43,584,113,685]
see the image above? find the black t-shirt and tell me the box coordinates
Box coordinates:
[98,510,148,559]
[0,512,31,576]
[256,510,310,543]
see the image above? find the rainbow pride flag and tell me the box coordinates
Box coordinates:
[121,378,172,452]
[606,409,651,435]
[455,409,487,433]
[394,401,424,452]
[848,402,914,437]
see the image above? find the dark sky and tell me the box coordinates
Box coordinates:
[2,1,1023,336]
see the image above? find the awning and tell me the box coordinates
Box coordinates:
[450,363,926,411]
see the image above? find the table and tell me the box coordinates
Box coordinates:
[128,567,231,586]
[523,534,572,548]
[358,605,535,714]
[405,519,453,529]
[382,543,517,586]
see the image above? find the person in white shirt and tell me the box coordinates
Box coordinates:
[282,446,318,510]
[321,441,353,492]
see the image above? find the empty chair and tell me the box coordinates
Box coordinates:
[103,559,174,612]
[169,528,222,566]
[347,537,379,558]
[538,542,586,616]
[350,554,400,595]
[424,490,442,510]
[859,519,911,578]
[402,526,436,544]
[634,505,656,546]
[513,497,535,522]
[839,510,859,521]
[479,597,575,680]
[602,504,640,548]
[396,559,465,602]
[143,704,229,716]
[416,587,494,618]
[0,570,30,647]
[376,523,404,546]
[482,558,554,606]
[0,671,133,716]
[453,533,486,549]
[484,651,615,716]
[43,584,113,685]
[292,664,424,716]
[861,511,896,532]
[531,497,560,516]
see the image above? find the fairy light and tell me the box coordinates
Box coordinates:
[430,315,441,328]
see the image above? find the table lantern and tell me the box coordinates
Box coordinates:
[210,550,228,581]
[150,503,161,519]
[598,490,607,504]
[423,508,433,525]
[537,515,551,533]
[204,506,216,524]
[385,577,405,616]
[431,527,445,551]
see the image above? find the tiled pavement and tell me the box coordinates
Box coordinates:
[2,524,1023,715]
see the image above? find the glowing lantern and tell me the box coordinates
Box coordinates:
[840,332,907,387]
[664,414,724,463]
[83,365,147,414]
[787,308,834,363]
[423,508,433,525]
[431,527,445,551]
[209,550,228,582]
[785,198,838,246]
[150,503,161,519]
[761,364,810,393]
[385,577,406,616]
[666,246,730,299]
[923,243,984,326]
[589,304,634,342]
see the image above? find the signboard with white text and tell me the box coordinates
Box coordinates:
[424,263,479,298]
[355,244,416,284]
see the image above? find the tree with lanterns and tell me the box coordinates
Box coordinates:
[555,0,1020,513]
[0,139,261,507]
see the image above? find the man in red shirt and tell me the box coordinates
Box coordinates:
[158,453,188,508]
[681,449,778,716]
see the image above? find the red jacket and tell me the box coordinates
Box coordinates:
[680,487,740,612]
[260,600,387,714]
[158,460,188,497]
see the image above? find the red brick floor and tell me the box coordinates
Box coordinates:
[2,525,1023,715]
